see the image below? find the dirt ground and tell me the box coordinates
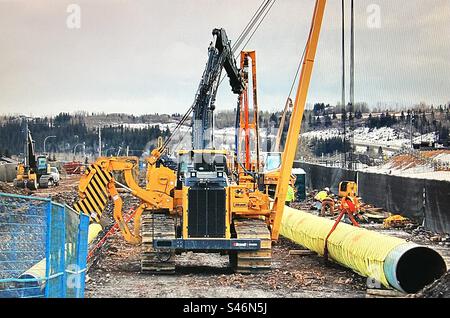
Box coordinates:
[416,270,450,298]
[31,174,81,205]
[85,233,367,298]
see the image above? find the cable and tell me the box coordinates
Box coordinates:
[219,0,276,88]
[173,124,192,152]
[232,0,269,53]
[234,0,272,49]
[163,0,276,152]
[287,0,324,101]
[287,42,307,100]
[232,0,272,53]
[239,0,277,54]
[276,2,318,152]
[161,117,186,148]
[162,106,193,149]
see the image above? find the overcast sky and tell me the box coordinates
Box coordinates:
[0,0,449,116]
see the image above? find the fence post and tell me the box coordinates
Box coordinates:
[75,214,89,298]
[44,200,52,298]
[60,205,67,298]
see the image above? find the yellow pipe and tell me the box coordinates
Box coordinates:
[87,223,103,244]
[20,223,103,282]
[281,207,447,293]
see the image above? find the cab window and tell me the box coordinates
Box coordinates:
[264,153,282,172]
[37,158,47,169]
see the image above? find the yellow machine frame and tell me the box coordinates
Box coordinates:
[76,153,177,244]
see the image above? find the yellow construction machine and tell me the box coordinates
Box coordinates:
[338,181,358,199]
[14,128,56,190]
[74,0,327,274]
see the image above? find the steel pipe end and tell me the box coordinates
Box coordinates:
[384,243,447,294]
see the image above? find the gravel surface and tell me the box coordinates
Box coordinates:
[85,235,367,298]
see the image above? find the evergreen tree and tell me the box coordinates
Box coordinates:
[324,115,332,127]
[341,109,347,123]
[315,116,322,127]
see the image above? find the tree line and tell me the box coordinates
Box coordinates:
[306,103,450,145]
[0,113,170,158]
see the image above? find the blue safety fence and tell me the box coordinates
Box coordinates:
[0,193,89,298]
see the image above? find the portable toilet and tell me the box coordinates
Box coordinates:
[292,168,306,201]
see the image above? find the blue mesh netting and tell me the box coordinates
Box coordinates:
[64,205,88,298]
[46,203,65,298]
[0,193,89,298]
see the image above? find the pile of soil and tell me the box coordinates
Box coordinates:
[416,271,450,298]
[49,190,79,206]
[0,181,31,196]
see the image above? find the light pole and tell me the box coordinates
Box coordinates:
[73,143,84,158]
[98,126,102,157]
[20,116,33,165]
[410,112,413,149]
[43,135,56,154]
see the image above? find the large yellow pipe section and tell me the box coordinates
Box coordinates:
[281,207,447,293]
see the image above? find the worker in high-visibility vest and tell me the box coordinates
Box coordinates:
[285,184,295,207]
[314,188,330,202]
[313,187,335,216]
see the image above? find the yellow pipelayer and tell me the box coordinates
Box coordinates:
[74,0,327,273]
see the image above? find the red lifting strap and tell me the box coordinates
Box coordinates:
[324,197,360,261]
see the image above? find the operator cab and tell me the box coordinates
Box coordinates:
[177,150,230,188]
[36,155,50,175]
[262,152,282,172]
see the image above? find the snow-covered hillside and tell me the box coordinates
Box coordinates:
[115,122,438,156]
[302,127,436,152]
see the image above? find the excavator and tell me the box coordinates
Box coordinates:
[74,0,327,274]
[14,127,57,190]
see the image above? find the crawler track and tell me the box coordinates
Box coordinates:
[141,212,176,274]
[232,218,272,273]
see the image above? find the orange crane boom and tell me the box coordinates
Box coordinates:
[238,51,260,172]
